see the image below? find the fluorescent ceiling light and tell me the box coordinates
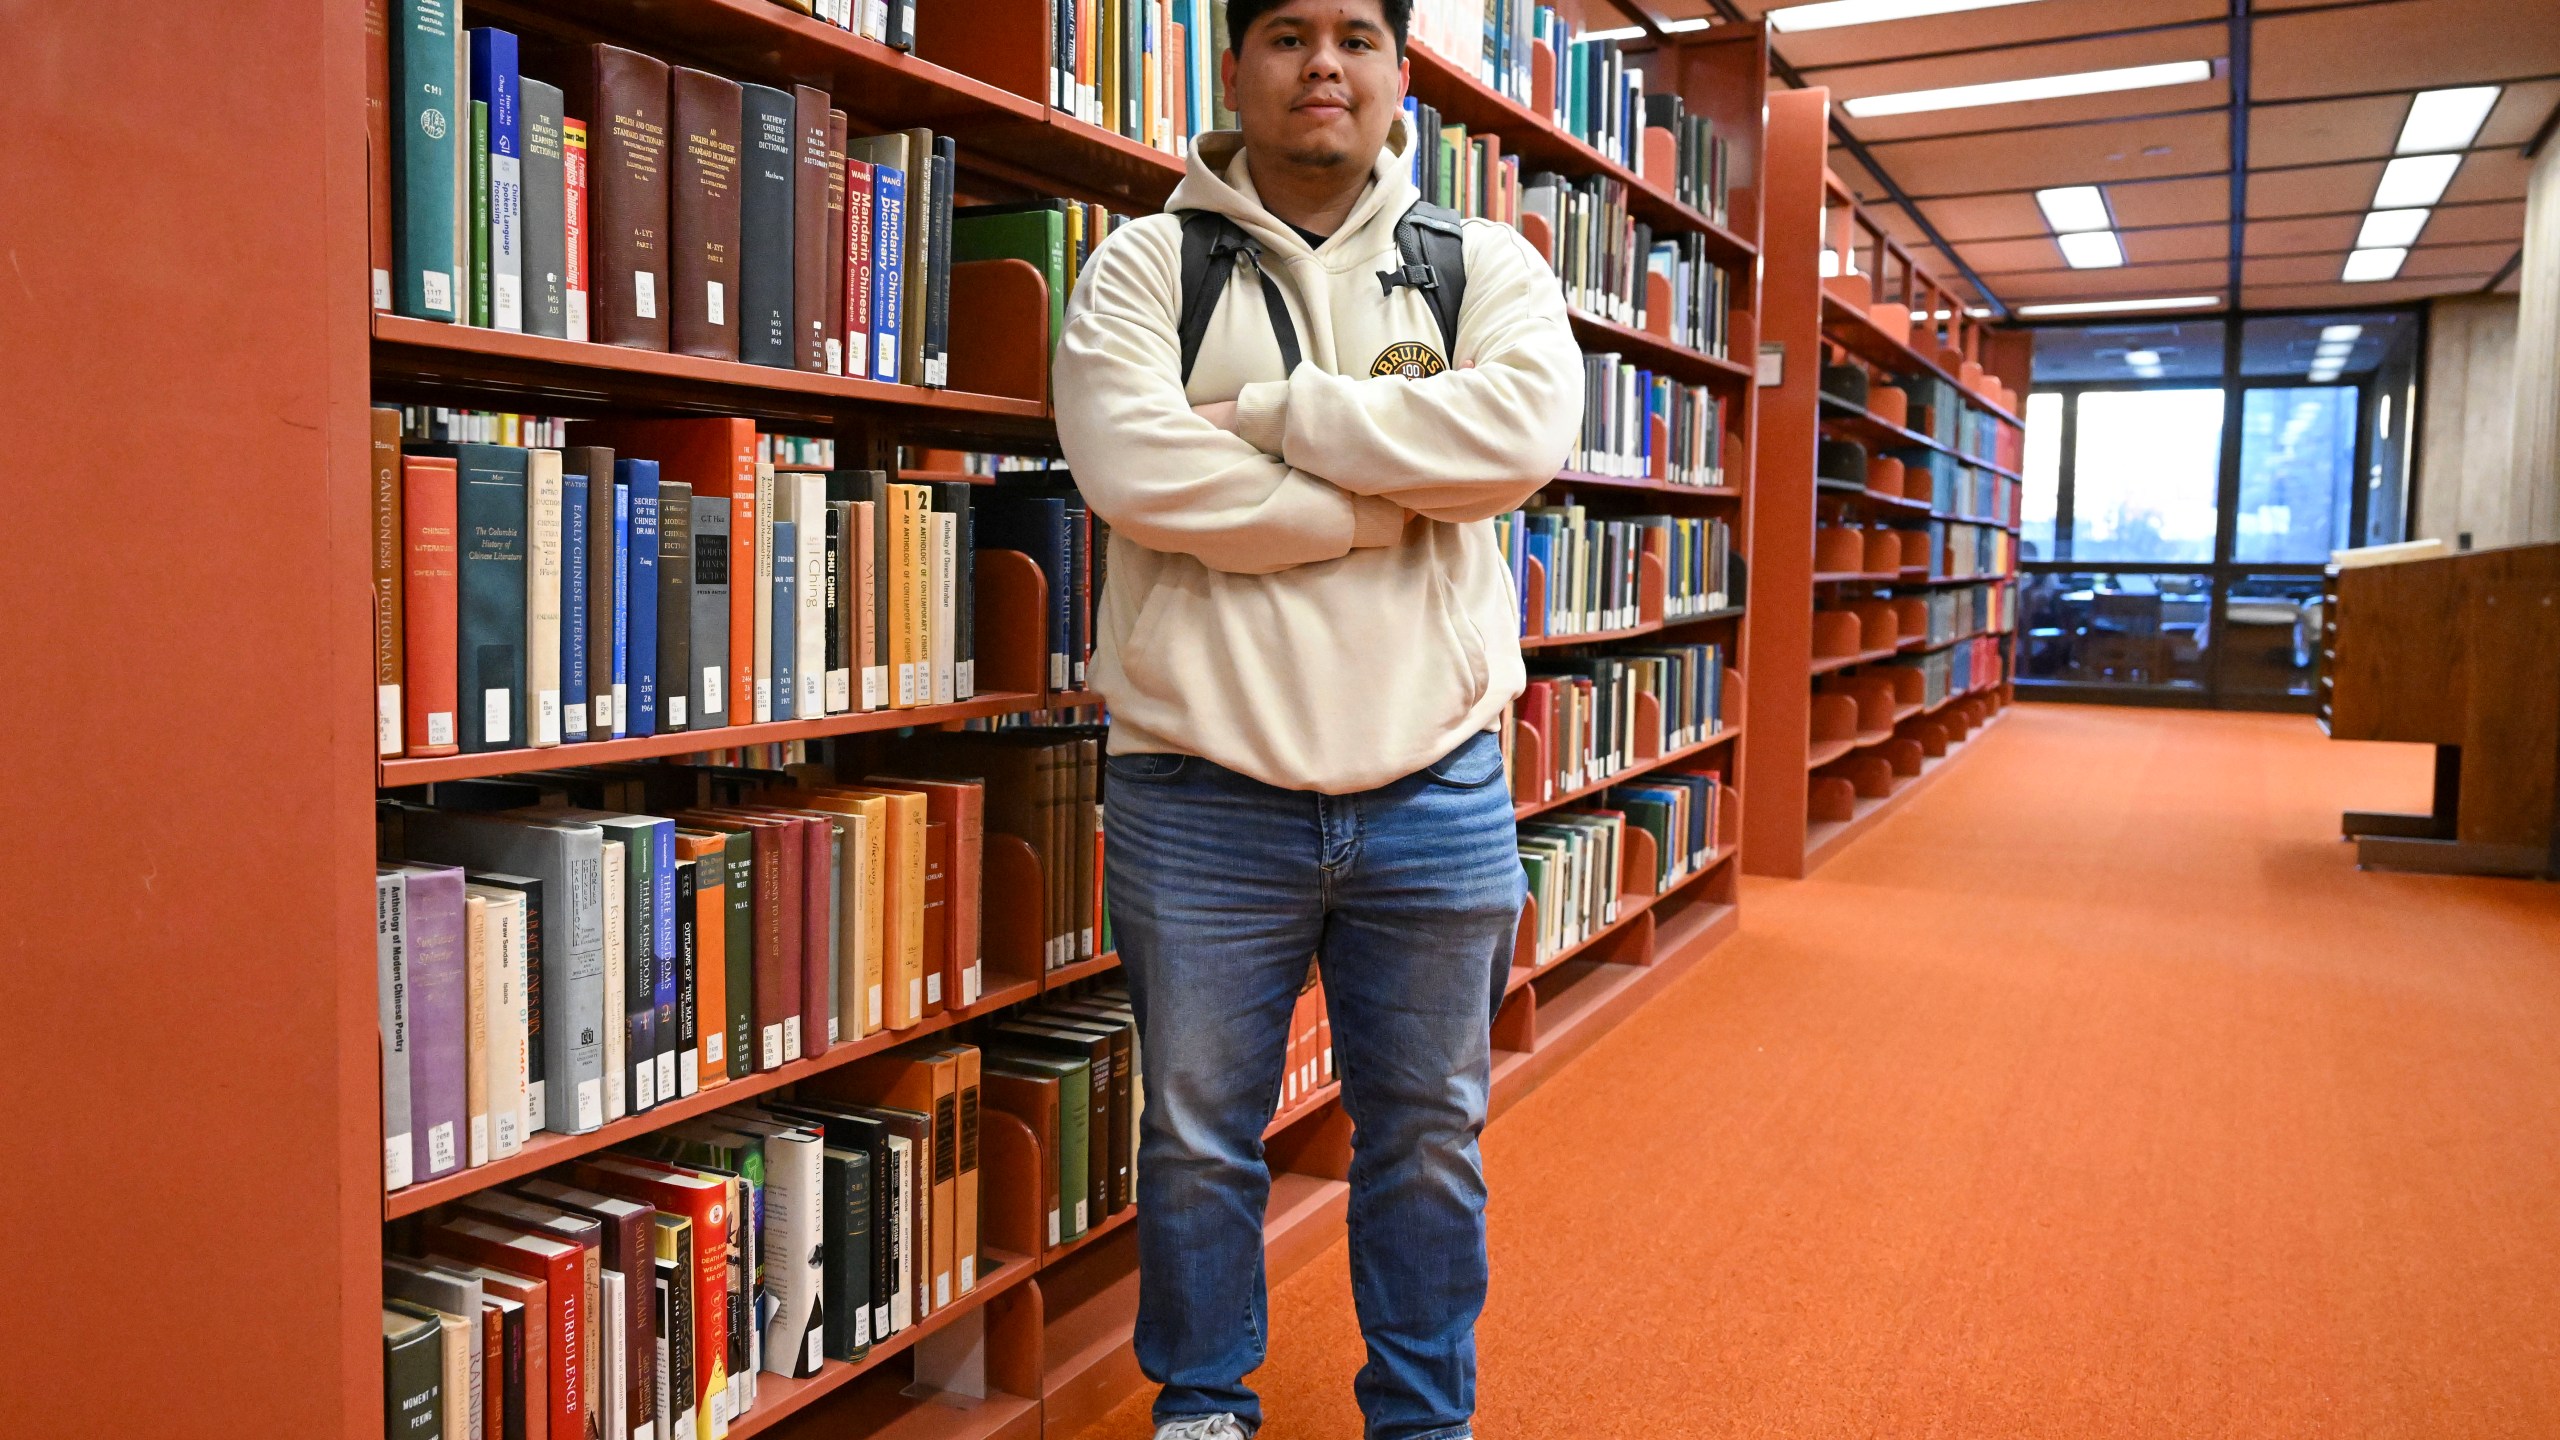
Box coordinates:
[2035,185,2112,233]
[2308,366,2343,382]
[2357,208,2430,249]
[2315,342,2354,360]
[2123,350,2161,365]
[1768,0,2044,33]
[1843,60,2214,119]
[2131,364,2164,378]
[2343,247,2409,282]
[2396,86,2501,154]
[2057,231,2126,268]
[2017,295,2219,317]
[1581,17,1711,40]
[2373,154,2461,209]
[2320,324,2363,343]
[1911,307,1996,320]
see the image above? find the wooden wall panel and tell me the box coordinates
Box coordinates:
[2509,142,2560,544]
[2418,294,2520,549]
[0,2,376,1436]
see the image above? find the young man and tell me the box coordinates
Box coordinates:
[1051,2,1581,1437]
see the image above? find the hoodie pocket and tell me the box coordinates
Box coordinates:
[1435,561,1492,699]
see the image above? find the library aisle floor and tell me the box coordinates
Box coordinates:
[1074,704,2560,1439]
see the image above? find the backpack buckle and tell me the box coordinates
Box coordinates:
[1378,262,1437,295]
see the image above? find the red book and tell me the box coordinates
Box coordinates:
[573,1156,731,1439]
[673,810,799,1069]
[565,417,759,723]
[712,805,835,1056]
[564,119,590,342]
[427,1216,584,1440]
[454,1268,548,1440]
[401,455,460,757]
[843,158,874,372]
[857,776,984,1008]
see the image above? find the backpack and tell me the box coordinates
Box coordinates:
[1173,200,1469,384]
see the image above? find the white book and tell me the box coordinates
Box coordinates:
[885,1134,914,1334]
[793,473,827,719]
[757,1127,828,1377]
[464,892,491,1167]
[753,462,776,723]
[929,510,956,705]
[466,884,530,1158]
[841,811,872,1042]
[602,1271,627,1440]
[526,449,564,746]
[601,839,628,1122]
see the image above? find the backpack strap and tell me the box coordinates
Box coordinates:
[1377,200,1470,362]
[1175,210,1302,385]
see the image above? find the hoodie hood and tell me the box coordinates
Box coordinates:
[1168,109,1418,262]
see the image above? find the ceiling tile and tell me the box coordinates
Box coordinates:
[2250,0,2560,102]
[2105,175,2232,228]
[2399,241,2522,278]
[2443,148,2537,204]
[1992,259,2231,298]
[2246,160,2384,217]
[2417,202,2528,246]
[2243,278,2484,309]
[2244,252,2354,287]
[2479,80,2560,148]
[1911,192,2056,241]
[1951,235,2077,272]
[2246,94,2407,169]
[1770,0,2225,73]
[2245,214,2360,255]
[1878,110,2229,197]
[2121,223,2230,264]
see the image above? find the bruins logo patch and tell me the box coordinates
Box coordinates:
[1371,341,1448,379]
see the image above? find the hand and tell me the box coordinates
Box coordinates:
[1191,400,1239,433]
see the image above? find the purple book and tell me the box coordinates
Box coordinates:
[395,861,471,1181]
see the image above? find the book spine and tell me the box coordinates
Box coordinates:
[824,111,848,377]
[651,822,679,1105]
[772,521,798,721]
[593,45,673,349]
[793,87,834,373]
[472,28,524,331]
[754,462,776,721]
[462,891,491,1166]
[843,160,873,374]
[377,872,414,1190]
[888,485,919,707]
[564,120,590,341]
[762,1132,828,1377]
[367,0,395,309]
[928,140,955,387]
[722,834,754,1083]
[621,825,659,1112]
[657,481,694,732]
[692,495,731,728]
[521,78,568,338]
[390,0,460,320]
[931,511,956,705]
[491,892,530,1156]
[470,99,491,326]
[823,506,848,713]
[675,862,700,1098]
[625,461,660,738]
[402,458,462,756]
[739,85,796,369]
[611,483,630,738]
[455,448,527,753]
[870,167,905,382]
[526,449,564,747]
[602,840,627,1119]
[372,408,406,756]
[562,474,590,742]
[670,69,743,361]
[796,476,826,719]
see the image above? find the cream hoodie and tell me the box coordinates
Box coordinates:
[1052,114,1584,794]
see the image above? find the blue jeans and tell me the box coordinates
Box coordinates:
[1104,729,1525,1440]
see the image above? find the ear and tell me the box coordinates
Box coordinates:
[1219,47,1237,114]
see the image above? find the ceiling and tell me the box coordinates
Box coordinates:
[1614,0,2560,317]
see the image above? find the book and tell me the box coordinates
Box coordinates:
[818,1145,874,1360]
[520,78,569,338]
[620,459,660,739]
[794,87,834,373]
[673,860,700,1097]
[566,419,758,725]
[468,29,523,331]
[402,456,465,758]
[843,156,874,380]
[824,502,851,713]
[427,1217,585,1440]
[463,882,530,1160]
[738,84,795,369]
[770,520,797,722]
[376,870,415,1190]
[383,1305,446,1439]
[951,203,1066,346]
[927,136,956,386]
[565,445,616,738]
[561,471,590,743]
[389,0,461,320]
[512,1180,659,1440]
[564,119,590,340]
[783,472,828,719]
[897,128,935,387]
[690,492,732,730]
[366,0,394,308]
[571,45,671,350]
[669,68,744,361]
[393,862,468,1181]
[755,1124,828,1377]
[823,111,847,376]
[845,134,905,381]
[373,408,407,756]
[429,442,528,753]
[526,449,564,748]
[674,832,731,1084]
[658,480,694,733]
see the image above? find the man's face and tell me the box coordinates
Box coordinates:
[1222,0,1409,173]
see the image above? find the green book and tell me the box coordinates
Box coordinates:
[720,828,754,1082]
[951,207,1068,348]
[470,99,492,327]
[389,0,461,320]
[987,1054,1089,1241]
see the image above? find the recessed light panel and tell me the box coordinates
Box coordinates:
[2342,247,2409,282]
[2035,186,2112,234]
[2058,231,2126,268]
[1768,0,2045,33]
[2396,86,2501,155]
[2357,208,2430,249]
[2373,154,2461,209]
[1843,60,2214,119]
[2320,325,2363,343]
[2017,296,2219,317]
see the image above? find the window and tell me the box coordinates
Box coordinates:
[2022,390,2063,560]
[2235,387,2356,563]
[2070,388,2225,563]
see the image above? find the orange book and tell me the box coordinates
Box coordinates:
[809,786,927,1029]
[565,417,759,723]
[573,1156,730,1440]
[856,776,983,1010]
[402,455,461,757]
[675,829,730,1088]
[806,1042,960,1310]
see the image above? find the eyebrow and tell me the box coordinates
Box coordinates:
[1264,14,1387,35]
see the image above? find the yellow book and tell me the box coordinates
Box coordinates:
[1100,0,1119,136]
[825,787,929,1029]
[886,484,920,707]
[783,789,888,1039]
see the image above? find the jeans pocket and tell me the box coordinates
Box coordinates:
[1104,751,1193,783]
[1422,730,1505,788]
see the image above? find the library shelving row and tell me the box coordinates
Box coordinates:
[312,7,1790,1440]
[1741,86,2031,880]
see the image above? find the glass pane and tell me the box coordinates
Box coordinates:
[2220,573,2326,698]
[2031,319,2226,384]
[2236,387,2356,563]
[2022,390,2063,561]
[2070,389,2225,563]
[2017,571,2211,690]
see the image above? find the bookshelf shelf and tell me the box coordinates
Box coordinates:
[1519,604,1740,651]
[1265,1081,1343,1140]
[1038,1199,1138,1268]
[1568,308,1752,388]
[1804,707,2006,870]
[1042,950,1121,989]
[1741,87,2026,881]
[1551,468,1744,498]
[1402,40,1757,270]
[1512,725,1740,822]
[727,1249,1041,1440]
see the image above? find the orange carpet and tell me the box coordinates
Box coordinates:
[1070,704,2560,1439]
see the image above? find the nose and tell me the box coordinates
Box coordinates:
[1300,41,1345,82]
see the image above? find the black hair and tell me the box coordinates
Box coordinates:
[1226,0,1411,56]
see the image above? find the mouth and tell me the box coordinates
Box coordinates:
[1293,95,1353,121]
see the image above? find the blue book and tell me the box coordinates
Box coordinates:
[870,166,906,383]
[611,484,630,739]
[771,521,798,721]
[389,0,460,319]
[621,459,661,738]
[561,471,590,742]
[647,816,678,1100]
[971,496,1068,689]
[467,27,524,331]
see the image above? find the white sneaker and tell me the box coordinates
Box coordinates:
[1152,1418,1248,1440]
